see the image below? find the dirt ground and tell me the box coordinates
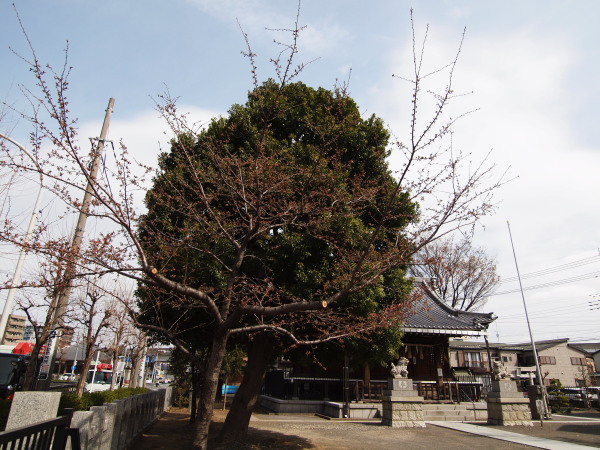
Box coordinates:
[132,407,600,449]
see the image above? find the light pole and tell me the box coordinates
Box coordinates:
[0,133,44,343]
[507,221,550,420]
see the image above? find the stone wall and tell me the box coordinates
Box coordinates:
[70,386,173,450]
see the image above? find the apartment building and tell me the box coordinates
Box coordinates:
[0,314,27,344]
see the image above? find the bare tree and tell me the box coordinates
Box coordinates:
[17,243,74,390]
[71,281,114,397]
[412,236,499,311]
[104,292,139,390]
[123,328,147,389]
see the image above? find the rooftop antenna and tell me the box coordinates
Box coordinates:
[507,221,550,420]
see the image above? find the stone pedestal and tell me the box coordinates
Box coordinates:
[487,380,532,426]
[526,385,544,420]
[6,391,61,430]
[381,378,425,428]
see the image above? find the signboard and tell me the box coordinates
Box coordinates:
[37,333,56,380]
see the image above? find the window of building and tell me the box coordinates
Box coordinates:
[464,352,482,368]
[570,357,586,365]
[501,355,513,362]
[538,356,556,365]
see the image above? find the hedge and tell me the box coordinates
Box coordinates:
[59,387,149,413]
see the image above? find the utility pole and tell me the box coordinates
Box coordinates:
[38,98,115,386]
[0,134,44,342]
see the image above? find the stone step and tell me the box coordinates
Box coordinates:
[422,405,480,411]
[424,416,484,422]
[422,404,488,422]
[424,410,470,416]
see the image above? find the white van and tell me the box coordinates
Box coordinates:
[84,369,113,393]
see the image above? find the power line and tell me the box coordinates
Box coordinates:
[490,271,600,296]
[497,301,595,319]
[498,255,600,285]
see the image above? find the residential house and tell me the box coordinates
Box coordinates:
[449,338,599,387]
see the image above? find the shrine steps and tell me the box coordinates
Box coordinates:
[423,402,488,422]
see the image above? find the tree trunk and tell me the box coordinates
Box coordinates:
[219,333,274,442]
[75,348,95,397]
[23,342,44,390]
[189,361,198,424]
[192,331,229,449]
[129,355,138,388]
[110,356,119,390]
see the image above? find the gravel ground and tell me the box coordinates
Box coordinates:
[132,407,600,449]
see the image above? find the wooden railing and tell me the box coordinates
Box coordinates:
[266,375,485,403]
[0,408,81,450]
[416,381,483,402]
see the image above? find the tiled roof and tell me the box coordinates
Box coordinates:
[569,342,600,355]
[402,284,495,335]
[449,339,600,355]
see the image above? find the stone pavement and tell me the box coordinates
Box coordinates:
[432,421,599,449]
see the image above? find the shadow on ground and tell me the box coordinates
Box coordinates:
[132,408,313,450]
[480,420,600,448]
[556,423,600,436]
[208,423,313,449]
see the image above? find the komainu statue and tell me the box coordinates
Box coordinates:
[492,360,510,380]
[390,357,410,379]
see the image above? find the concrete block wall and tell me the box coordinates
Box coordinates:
[71,386,172,450]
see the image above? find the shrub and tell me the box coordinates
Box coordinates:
[548,379,571,414]
[58,387,149,414]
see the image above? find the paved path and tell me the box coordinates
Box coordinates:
[432,421,600,449]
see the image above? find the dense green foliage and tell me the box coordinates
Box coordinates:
[137,79,416,367]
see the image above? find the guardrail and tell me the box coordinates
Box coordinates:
[0,408,80,450]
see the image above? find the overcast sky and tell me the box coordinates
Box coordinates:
[1,1,599,344]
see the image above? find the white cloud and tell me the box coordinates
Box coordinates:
[185,0,350,57]
[79,106,222,172]
[371,23,600,342]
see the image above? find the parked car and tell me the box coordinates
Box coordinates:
[586,386,599,400]
[549,387,593,404]
[58,373,76,382]
[562,388,593,401]
[0,353,28,399]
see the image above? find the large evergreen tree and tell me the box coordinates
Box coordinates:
[137,80,416,446]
